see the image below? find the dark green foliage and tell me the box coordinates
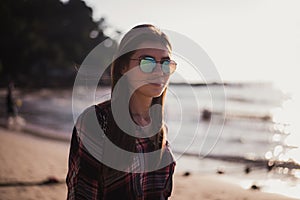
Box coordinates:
[0,0,117,87]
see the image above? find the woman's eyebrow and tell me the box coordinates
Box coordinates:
[138,54,154,58]
[138,55,170,60]
[161,56,170,60]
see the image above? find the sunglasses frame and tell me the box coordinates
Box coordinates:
[130,56,177,74]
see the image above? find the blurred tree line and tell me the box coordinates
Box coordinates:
[0,0,117,88]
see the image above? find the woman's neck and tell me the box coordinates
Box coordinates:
[129,92,152,126]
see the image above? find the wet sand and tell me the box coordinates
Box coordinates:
[0,127,297,200]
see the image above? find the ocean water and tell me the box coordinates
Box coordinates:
[166,83,293,161]
[7,83,299,172]
[1,82,299,198]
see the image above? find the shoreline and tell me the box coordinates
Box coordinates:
[174,155,300,199]
[0,127,299,199]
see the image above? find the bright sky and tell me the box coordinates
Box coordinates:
[83,0,299,86]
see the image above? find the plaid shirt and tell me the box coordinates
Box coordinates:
[66,100,176,200]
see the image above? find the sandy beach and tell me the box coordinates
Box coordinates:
[0,127,297,200]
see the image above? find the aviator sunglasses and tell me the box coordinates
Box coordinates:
[130,56,177,74]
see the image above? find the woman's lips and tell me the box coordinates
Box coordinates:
[149,83,164,87]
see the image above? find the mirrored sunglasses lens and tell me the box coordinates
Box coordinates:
[162,60,171,74]
[140,59,156,73]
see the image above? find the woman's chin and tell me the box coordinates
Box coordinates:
[135,83,166,98]
[147,84,166,97]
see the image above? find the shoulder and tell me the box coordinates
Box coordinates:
[95,100,111,118]
[96,99,111,109]
[72,101,111,164]
[76,100,111,122]
[77,100,111,120]
[75,100,111,135]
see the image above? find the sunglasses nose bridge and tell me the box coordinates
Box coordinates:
[152,61,164,74]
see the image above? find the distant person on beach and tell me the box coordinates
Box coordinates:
[6,81,22,129]
[6,81,17,118]
[6,81,25,130]
[66,24,177,199]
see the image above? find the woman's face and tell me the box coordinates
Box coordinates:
[123,41,172,98]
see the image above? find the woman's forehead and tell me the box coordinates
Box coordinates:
[132,42,170,58]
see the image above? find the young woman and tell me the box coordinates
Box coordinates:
[66,24,177,199]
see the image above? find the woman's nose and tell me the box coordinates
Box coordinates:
[151,63,164,76]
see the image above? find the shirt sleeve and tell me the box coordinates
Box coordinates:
[163,161,176,198]
[66,126,102,200]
